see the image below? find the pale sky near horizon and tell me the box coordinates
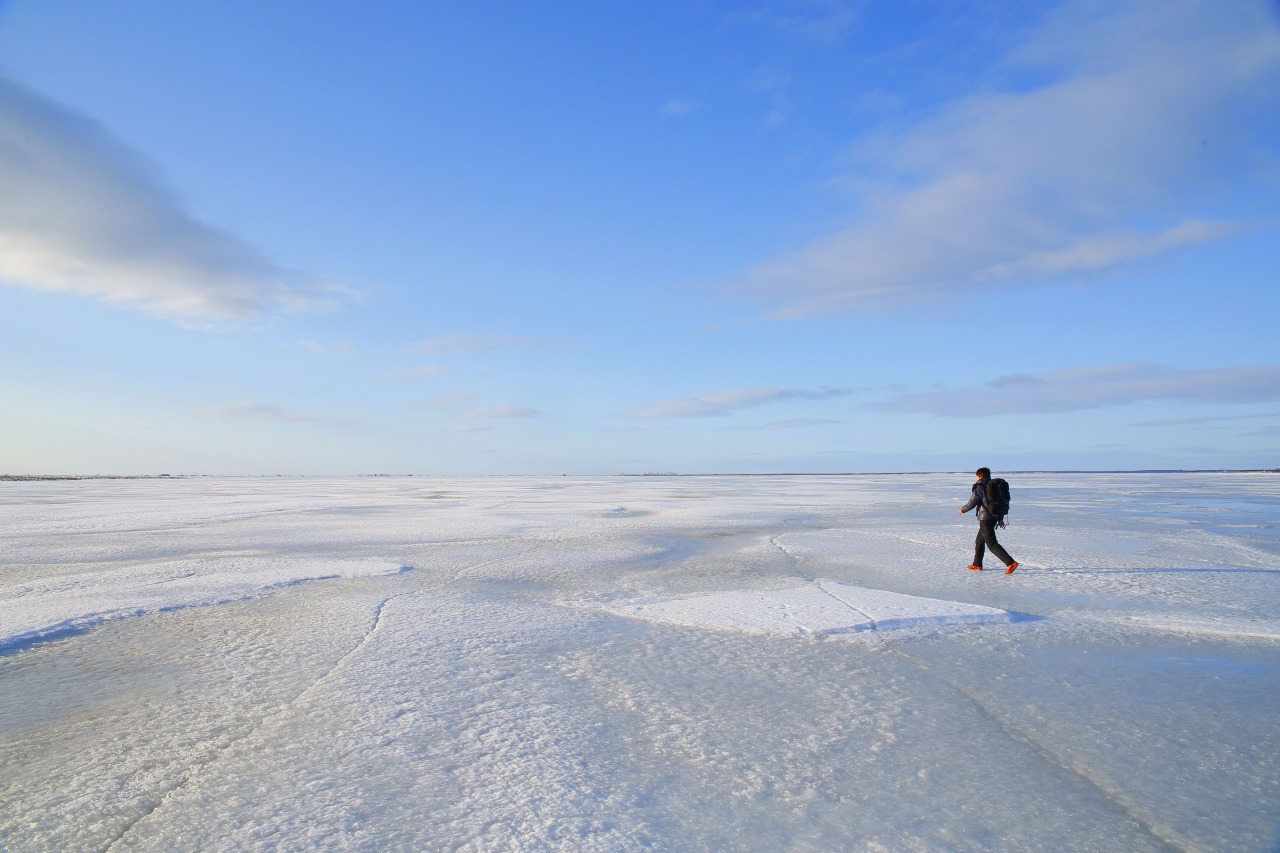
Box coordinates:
[1,0,1278,475]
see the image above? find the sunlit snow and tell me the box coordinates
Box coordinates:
[2,473,1278,851]
[601,580,1014,635]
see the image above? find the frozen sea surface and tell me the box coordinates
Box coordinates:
[1,473,1278,851]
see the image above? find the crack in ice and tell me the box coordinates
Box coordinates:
[101,591,410,853]
[814,579,879,631]
[886,646,1190,852]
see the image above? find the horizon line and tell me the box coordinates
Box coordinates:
[3,468,1278,482]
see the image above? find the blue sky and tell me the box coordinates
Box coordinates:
[1,0,1278,475]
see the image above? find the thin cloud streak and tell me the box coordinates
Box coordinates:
[761,418,840,429]
[0,75,344,319]
[402,333,563,356]
[449,403,539,432]
[729,1,860,45]
[874,363,1280,416]
[743,0,1280,317]
[722,418,842,431]
[198,402,348,426]
[621,387,850,419]
[662,98,702,117]
[459,404,539,421]
[1132,411,1280,427]
[408,394,538,425]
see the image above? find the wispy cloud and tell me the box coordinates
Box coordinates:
[874,363,1280,416]
[744,0,1280,317]
[402,333,562,357]
[0,75,346,320]
[662,98,702,117]
[459,404,539,421]
[198,402,347,425]
[1132,411,1280,427]
[450,403,539,432]
[723,418,842,430]
[730,1,859,44]
[408,394,538,429]
[621,386,849,419]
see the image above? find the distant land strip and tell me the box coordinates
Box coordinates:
[4,470,1276,482]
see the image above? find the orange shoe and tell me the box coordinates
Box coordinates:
[1005,562,1019,574]
[967,563,983,571]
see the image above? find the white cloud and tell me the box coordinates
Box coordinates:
[744,0,1280,317]
[621,386,849,419]
[0,75,342,319]
[977,221,1238,281]
[873,363,1280,416]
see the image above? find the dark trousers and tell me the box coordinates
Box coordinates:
[974,517,1014,567]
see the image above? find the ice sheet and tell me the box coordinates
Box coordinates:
[604,579,1014,635]
[1,473,1278,851]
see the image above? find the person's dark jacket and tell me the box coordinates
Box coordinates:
[960,476,993,521]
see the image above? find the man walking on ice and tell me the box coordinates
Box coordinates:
[958,467,1019,574]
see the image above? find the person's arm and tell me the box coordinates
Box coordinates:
[958,482,983,515]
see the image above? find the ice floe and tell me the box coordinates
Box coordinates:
[0,557,408,650]
[602,579,1014,636]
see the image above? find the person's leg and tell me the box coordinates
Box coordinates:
[972,525,987,567]
[981,518,1015,566]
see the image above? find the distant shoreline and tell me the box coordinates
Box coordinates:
[0,474,190,482]
[3,469,1276,482]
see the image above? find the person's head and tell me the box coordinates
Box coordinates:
[975,467,991,479]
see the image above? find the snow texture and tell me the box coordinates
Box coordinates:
[1,473,1279,852]
[603,579,1014,635]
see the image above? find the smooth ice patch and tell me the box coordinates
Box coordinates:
[602,580,1013,636]
[0,558,409,650]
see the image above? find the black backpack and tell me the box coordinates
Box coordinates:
[983,477,1011,520]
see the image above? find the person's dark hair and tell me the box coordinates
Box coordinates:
[976,467,991,478]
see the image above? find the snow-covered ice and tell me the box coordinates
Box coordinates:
[601,580,1014,635]
[1,557,408,652]
[1,473,1278,851]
